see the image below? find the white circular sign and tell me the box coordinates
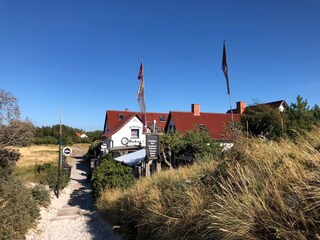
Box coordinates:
[63,146,72,156]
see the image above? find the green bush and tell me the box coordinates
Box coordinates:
[91,154,136,198]
[88,140,103,157]
[31,185,51,207]
[0,176,40,240]
[160,129,222,161]
[34,163,70,190]
[34,136,58,145]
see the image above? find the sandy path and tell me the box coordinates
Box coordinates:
[26,147,122,240]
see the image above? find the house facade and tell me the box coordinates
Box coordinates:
[102,110,168,149]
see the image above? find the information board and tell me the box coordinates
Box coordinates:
[146,134,159,160]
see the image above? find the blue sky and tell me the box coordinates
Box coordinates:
[1,1,319,131]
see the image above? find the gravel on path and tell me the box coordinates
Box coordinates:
[25,147,122,240]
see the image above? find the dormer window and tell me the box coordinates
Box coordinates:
[159,115,166,122]
[118,114,124,120]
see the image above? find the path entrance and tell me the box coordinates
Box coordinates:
[26,146,122,240]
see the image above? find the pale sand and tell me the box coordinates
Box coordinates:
[25,147,122,240]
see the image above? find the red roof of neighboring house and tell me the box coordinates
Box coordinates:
[242,100,288,113]
[103,110,169,134]
[260,100,287,109]
[165,111,240,140]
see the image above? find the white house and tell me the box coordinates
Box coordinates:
[102,110,168,149]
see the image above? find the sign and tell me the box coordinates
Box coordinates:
[121,137,129,145]
[63,146,72,156]
[146,134,159,160]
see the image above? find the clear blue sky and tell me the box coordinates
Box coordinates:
[1,1,319,131]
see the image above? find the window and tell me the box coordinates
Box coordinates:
[131,129,139,139]
[159,115,166,122]
[199,124,206,131]
[118,114,124,120]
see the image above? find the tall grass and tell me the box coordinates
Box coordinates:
[15,145,59,168]
[97,127,320,240]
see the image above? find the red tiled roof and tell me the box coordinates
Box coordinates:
[165,111,240,140]
[103,113,137,138]
[103,110,169,133]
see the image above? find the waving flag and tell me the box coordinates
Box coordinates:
[222,41,230,95]
[137,61,147,133]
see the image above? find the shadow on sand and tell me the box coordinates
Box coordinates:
[67,157,122,240]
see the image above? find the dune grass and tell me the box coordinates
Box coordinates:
[15,145,59,168]
[96,127,320,240]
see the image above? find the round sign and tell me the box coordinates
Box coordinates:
[121,137,129,145]
[63,146,72,156]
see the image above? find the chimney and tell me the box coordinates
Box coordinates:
[125,108,129,112]
[236,101,246,114]
[191,104,200,116]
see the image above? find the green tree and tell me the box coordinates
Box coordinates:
[285,95,314,136]
[240,103,284,139]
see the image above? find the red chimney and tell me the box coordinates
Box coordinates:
[191,104,200,116]
[236,101,246,114]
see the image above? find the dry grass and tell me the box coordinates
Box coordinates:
[97,127,320,240]
[15,145,59,168]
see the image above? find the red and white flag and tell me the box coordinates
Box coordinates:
[137,61,147,133]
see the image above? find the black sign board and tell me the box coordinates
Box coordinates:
[146,134,159,160]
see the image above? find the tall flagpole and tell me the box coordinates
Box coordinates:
[138,59,147,133]
[222,40,234,127]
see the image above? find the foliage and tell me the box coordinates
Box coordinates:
[241,96,320,140]
[240,103,284,139]
[34,125,101,145]
[96,127,320,240]
[0,176,40,240]
[0,88,20,126]
[160,128,223,161]
[0,148,20,176]
[86,130,103,142]
[31,185,51,207]
[91,154,136,198]
[34,163,70,190]
[0,89,47,239]
[285,95,315,137]
[0,88,35,147]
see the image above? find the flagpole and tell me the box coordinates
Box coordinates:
[142,59,147,133]
[228,93,234,125]
[222,40,235,128]
[138,59,147,134]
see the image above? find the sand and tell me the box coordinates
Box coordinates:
[25,147,122,240]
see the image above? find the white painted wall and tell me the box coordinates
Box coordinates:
[110,116,146,148]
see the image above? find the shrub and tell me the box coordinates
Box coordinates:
[0,148,20,176]
[240,103,284,139]
[0,176,40,240]
[34,163,70,190]
[91,154,136,198]
[31,185,51,207]
[160,129,222,162]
